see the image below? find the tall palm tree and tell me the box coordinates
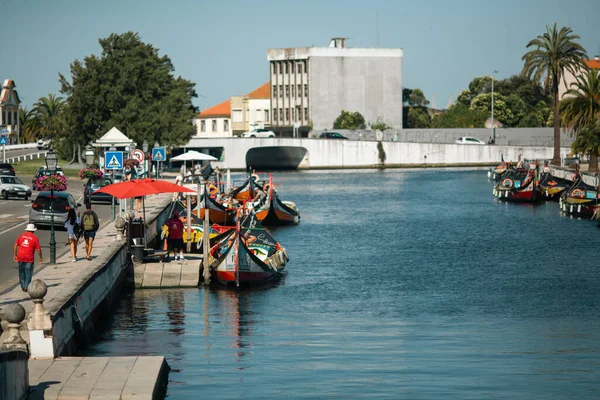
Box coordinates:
[570,119,600,171]
[560,69,600,133]
[521,23,587,165]
[18,107,43,144]
[33,94,65,138]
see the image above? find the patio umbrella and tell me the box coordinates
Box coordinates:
[171,150,218,162]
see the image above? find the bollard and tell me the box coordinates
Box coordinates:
[27,280,55,359]
[115,217,126,240]
[2,304,27,352]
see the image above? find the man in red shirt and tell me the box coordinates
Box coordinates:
[13,224,43,292]
[166,212,185,261]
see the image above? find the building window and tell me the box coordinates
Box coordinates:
[7,111,11,125]
[298,63,303,73]
[291,63,294,73]
[224,119,229,131]
[212,120,217,131]
[232,109,242,122]
[200,120,206,132]
[304,84,308,97]
[279,85,283,97]
[292,108,295,121]
[285,108,289,121]
[265,109,269,122]
[273,109,277,122]
[291,85,295,97]
[279,108,283,121]
[296,106,301,121]
[273,85,277,97]
[298,84,302,97]
[285,86,289,96]
[285,62,288,74]
[304,107,308,120]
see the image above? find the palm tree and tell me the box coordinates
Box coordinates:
[18,107,43,144]
[570,119,600,171]
[33,94,65,138]
[560,68,600,133]
[521,23,587,165]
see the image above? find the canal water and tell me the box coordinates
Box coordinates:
[82,169,600,399]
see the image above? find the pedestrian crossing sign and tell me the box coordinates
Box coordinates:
[105,151,123,170]
[152,147,166,162]
[0,137,7,145]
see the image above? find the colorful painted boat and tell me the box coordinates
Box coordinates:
[538,172,573,201]
[559,174,600,218]
[230,176,256,202]
[254,176,300,225]
[493,168,541,202]
[199,194,237,226]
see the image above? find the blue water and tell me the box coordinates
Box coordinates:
[83,169,600,399]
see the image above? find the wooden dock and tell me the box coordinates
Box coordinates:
[29,356,169,399]
[133,254,201,288]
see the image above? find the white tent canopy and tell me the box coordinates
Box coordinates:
[92,127,134,147]
[171,150,217,161]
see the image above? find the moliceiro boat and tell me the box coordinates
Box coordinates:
[255,175,300,226]
[559,173,600,218]
[207,213,288,286]
[538,172,573,201]
[493,168,541,202]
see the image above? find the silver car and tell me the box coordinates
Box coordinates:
[0,175,32,200]
[29,191,81,228]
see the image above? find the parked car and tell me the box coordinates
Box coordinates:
[29,191,81,228]
[84,176,116,203]
[36,138,51,150]
[319,132,349,140]
[0,175,32,200]
[456,137,485,145]
[32,166,65,190]
[0,162,15,176]
[242,129,276,138]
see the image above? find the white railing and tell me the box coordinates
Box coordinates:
[4,143,38,150]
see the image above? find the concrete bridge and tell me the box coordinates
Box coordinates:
[184,137,570,170]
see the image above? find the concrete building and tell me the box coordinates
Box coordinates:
[0,79,21,143]
[231,82,271,135]
[559,57,600,99]
[267,38,403,132]
[194,99,232,138]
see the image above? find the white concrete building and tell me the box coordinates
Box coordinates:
[194,99,233,138]
[267,38,403,131]
[0,79,21,143]
[231,82,271,135]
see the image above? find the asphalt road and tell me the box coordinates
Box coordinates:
[0,173,116,295]
[3,147,46,160]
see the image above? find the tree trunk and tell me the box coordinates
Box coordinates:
[590,150,598,172]
[77,144,83,164]
[551,83,561,165]
[69,143,77,164]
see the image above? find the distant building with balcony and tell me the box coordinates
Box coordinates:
[231,82,271,135]
[194,99,232,137]
[559,57,600,99]
[267,38,403,132]
[0,79,21,143]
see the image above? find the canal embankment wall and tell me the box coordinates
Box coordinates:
[0,349,28,400]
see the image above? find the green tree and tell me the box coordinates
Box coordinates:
[33,94,65,139]
[372,117,391,131]
[58,31,198,149]
[431,103,487,128]
[456,90,473,107]
[19,107,43,144]
[470,93,516,126]
[409,89,430,107]
[570,119,600,171]
[402,88,413,106]
[468,76,492,96]
[560,69,600,135]
[522,23,588,164]
[333,110,366,129]
[406,108,431,128]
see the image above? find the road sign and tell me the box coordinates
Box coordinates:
[105,151,124,170]
[152,147,166,162]
[0,128,8,137]
[132,149,145,163]
[0,137,6,145]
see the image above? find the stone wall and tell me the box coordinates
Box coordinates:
[0,350,28,400]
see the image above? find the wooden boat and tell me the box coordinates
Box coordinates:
[199,193,237,226]
[493,168,541,202]
[230,176,255,202]
[206,213,288,286]
[254,176,300,225]
[487,162,508,180]
[538,172,573,201]
[559,173,600,218]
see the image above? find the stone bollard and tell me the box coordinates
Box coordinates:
[115,217,126,240]
[27,280,54,359]
[2,304,28,352]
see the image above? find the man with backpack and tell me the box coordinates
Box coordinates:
[81,202,100,261]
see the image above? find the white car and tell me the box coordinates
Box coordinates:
[242,129,276,138]
[456,137,485,145]
[0,175,32,200]
[37,138,51,150]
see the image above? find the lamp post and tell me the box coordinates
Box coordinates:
[45,149,58,264]
[84,144,95,166]
[142,140,149,178]
[491,70,498,144]
[153,141,160,179]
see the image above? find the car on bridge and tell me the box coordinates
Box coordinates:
[29,191,81,228]
[83,176,117,204]
[32,166,65,190]
[242,129,276,138]
[0,175,32,200]
[319,132,348,140]
[455,137,485,145]
[0,162,15,176]
[37,138,52,150]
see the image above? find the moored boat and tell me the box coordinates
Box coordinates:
[254,176,300,225]
[559,173,600,218]
[493,167,541,202]
[538,172,573,201]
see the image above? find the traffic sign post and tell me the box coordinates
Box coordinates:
[152,147,166,179]
[105,151,124,170]
[0,129,8,162]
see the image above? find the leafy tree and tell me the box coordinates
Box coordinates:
[560,69,600,135]
[470,93,516,126]
[19,107,43,144]
[371,118,391,131]
[571,119,600,171]
[468,76,492,96]
[333,110,366,129]
[456,90,473,107]
[409,89,430,107]
[34,94,65,139]
[402,88,412,106]
[522,23,588,164]
[431,103,487,128]
[58,31,198,151]
[406,108,431,128]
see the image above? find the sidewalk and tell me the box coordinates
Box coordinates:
[0,192,172,341]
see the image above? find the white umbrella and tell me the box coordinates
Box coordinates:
[171,150,217,161]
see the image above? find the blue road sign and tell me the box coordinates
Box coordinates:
[105,151,124,170]
[0,128,9,137]
[0,137,7,145]
[152,147,166,162]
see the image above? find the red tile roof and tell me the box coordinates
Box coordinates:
[197,99,231,118]
[585,59,600,69]
[246,82,270,99]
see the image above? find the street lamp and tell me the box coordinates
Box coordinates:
[84,144,95,166]
[142,140,149,178]
[491,70,498,144]
[45,149,58,264]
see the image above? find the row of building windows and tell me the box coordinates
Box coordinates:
[272,84,308,98]
[0,109,18,126]
[199,119,229,133]
[272,107,308,123]
[272,60,306,75]
[232,109,270,123]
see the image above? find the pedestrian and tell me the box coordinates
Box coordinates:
[124,164,133,181]
[81,202,100,261]
[13,224,43,292]
[64,208,81,262]
[173,168,183,201]
[166,212,185,261]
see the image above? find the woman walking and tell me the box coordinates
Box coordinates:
[64,208,81,262]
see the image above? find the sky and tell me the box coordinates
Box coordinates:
[2,0,599,111]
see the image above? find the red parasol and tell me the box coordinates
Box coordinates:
[95,178,195,199]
